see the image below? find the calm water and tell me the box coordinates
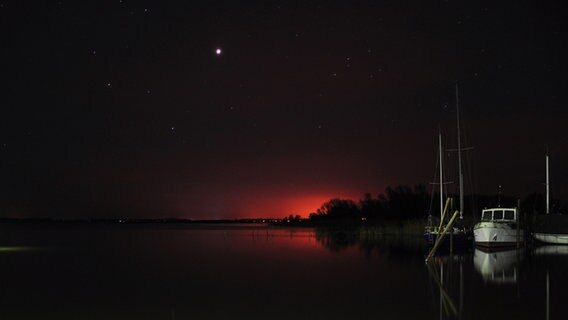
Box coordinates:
[0,223,566,319]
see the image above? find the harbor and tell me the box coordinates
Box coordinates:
[0,222,565,319]
[3,1,567,318]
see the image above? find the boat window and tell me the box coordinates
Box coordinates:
[482,211,492,221]
[493,210,504,220]
[504,210,515,220]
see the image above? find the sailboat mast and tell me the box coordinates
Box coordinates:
[546,154,549,214]
[456,84,464,220]
[439,132,444,219]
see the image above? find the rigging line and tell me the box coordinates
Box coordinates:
[428,144,440,217]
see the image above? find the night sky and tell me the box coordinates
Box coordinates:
[2,1,567,219]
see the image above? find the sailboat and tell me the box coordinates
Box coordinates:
[424,132,450,246]
[533,154,568,244]
[423,132,470,250]
[424,85,472,250]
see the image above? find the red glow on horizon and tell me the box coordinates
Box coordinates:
[280,195,334,217]
[237,193,363,219]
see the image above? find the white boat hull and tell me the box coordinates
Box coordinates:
[474,222,523,248]
[534,233,568,245]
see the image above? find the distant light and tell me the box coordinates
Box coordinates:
[215,48,222,55]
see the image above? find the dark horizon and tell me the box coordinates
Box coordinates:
[0,185,559,221]
[2,1,567,219]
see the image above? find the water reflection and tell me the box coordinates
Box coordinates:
[313,227,425,258]
[473,248,524,284]
[533,245,568,320]
[1,224,567,319]
[426,256,466,320]
[534,245,568,256]
[0,246,36,253]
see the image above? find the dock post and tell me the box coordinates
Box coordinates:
[426,210,460,263]
[450,227,453,254]
[516,199,520,248]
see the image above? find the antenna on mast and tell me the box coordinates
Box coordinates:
[498,185,502,208]
[546,151,550,214]
[439,131,444,218]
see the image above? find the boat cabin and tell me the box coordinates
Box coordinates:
[481,208,517,222]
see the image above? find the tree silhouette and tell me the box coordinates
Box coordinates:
[306,184,563,224]
[313,198,360,219]
[309,185,429,222]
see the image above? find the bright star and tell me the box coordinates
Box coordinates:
[215,48,222,55]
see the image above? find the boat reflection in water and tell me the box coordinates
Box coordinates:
[534,244,568,256]
[473,248,524,284]
[533,245,568,320]
[426,255,466,320]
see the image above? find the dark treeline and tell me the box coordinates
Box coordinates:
[303,185,567,224]
[309,185,429,222]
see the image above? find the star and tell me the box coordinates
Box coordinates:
[215,48,222,55]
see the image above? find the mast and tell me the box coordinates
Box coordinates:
[546,154,549,214]
[456,84,464,220]
[439,132,444,218]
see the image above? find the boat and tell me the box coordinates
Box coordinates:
[423,133,470,249]
[424,132,449,246]
[424,85,472,250]
[533,154,568,244]
[534,222,568,244]
[474,207,523,249]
